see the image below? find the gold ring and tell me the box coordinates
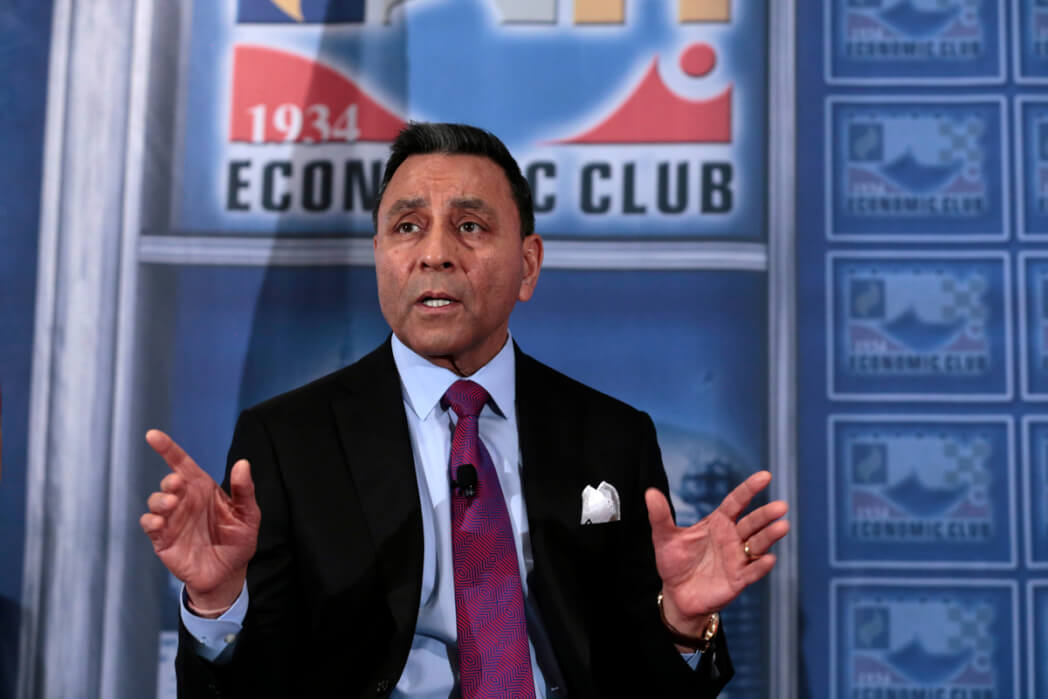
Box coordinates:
[743,541,759,561]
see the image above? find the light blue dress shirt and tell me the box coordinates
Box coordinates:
[182,334,700,693]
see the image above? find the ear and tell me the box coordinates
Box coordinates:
[517,234,543,302]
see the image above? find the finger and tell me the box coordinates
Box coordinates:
[717,470,773,521]
[645,488,677,544]
[159,472,185,495]
[146,429,207,480]
[739,553,777,586]
[147,491,179,515]
[139,512,166,540]
[229,460,259,518]
[743,519,791,557]
[736,500,789,541]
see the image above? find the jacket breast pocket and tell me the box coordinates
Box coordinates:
[573,520,628,603]
[575,519,624,555]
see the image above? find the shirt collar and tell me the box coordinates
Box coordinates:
[391,333,516,422]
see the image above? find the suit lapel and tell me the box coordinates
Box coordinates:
[515,346,593,688]
[331,340,424,645]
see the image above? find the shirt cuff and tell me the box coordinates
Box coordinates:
[179,582,249,662]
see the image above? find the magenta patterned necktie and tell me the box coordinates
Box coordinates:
[442,379,536,698]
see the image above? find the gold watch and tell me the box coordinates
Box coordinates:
[656,592,719,653]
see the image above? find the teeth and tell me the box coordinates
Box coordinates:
[422,299,452,308]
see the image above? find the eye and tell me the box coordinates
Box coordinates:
[394,221,421,234]
[459,221,482,233]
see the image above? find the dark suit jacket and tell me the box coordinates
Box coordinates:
[176,340,733,698]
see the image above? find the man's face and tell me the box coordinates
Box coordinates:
[373,153,543,375]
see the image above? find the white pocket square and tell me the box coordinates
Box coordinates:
[581,481,620,524]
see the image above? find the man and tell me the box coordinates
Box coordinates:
[140,122,789,698]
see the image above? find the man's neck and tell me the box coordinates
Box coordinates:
[406,337,511,377]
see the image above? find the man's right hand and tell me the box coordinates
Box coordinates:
[140,429,261,616]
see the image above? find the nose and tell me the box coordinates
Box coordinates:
[419,222,457,270]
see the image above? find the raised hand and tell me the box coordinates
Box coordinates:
[140,429,261,614]
[645,471,789,637]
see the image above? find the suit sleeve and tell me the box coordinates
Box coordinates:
[174,408,304,699]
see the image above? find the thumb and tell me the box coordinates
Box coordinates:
[229,460,258,515]
[645,487,676,544]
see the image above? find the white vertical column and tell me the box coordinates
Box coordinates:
[99,0,184,695]
[18,0,137,697]
[768,1,799,698]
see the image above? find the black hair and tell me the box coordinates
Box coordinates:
[372,122,535,238]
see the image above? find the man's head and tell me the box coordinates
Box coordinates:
[372,122,543,376]
[372,122,535,239]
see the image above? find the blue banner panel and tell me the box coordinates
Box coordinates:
[1017,98,1048,239]
[177,0,767,239]
[827,97,1008,241]
[829,415,1015,568]
[826,0,1005,85]
[833,580,1018,699]
[1023,419,1048,566]
[1015,0,1048,82]
[828,252,1012,400]
[799,0,1029,697]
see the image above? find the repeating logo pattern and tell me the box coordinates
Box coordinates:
[829,253,1010,399]
[830,416,1013,567]
[828,98,1007,240]
[1015,0,1048,81]
[827,0,1004,84]
[807,4,1027,699]
[834,581,1016,699]
[1017,99,1048,238]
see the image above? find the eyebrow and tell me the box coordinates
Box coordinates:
[447,197,497,218]
[383,196,498,222]
[384,197,427,222]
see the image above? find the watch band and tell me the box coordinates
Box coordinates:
[656,592,719,653]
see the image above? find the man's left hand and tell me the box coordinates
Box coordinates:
[645,471,789,639]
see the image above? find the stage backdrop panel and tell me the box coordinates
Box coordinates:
[109,2,780,698]
[173,0,767,238]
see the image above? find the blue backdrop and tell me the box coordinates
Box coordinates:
[0,2,53,696]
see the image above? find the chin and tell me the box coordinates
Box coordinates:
[402,334,467,360]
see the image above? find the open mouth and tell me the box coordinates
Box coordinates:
[418,292,459,309]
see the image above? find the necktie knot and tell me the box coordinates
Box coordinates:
[442,379,489,420]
